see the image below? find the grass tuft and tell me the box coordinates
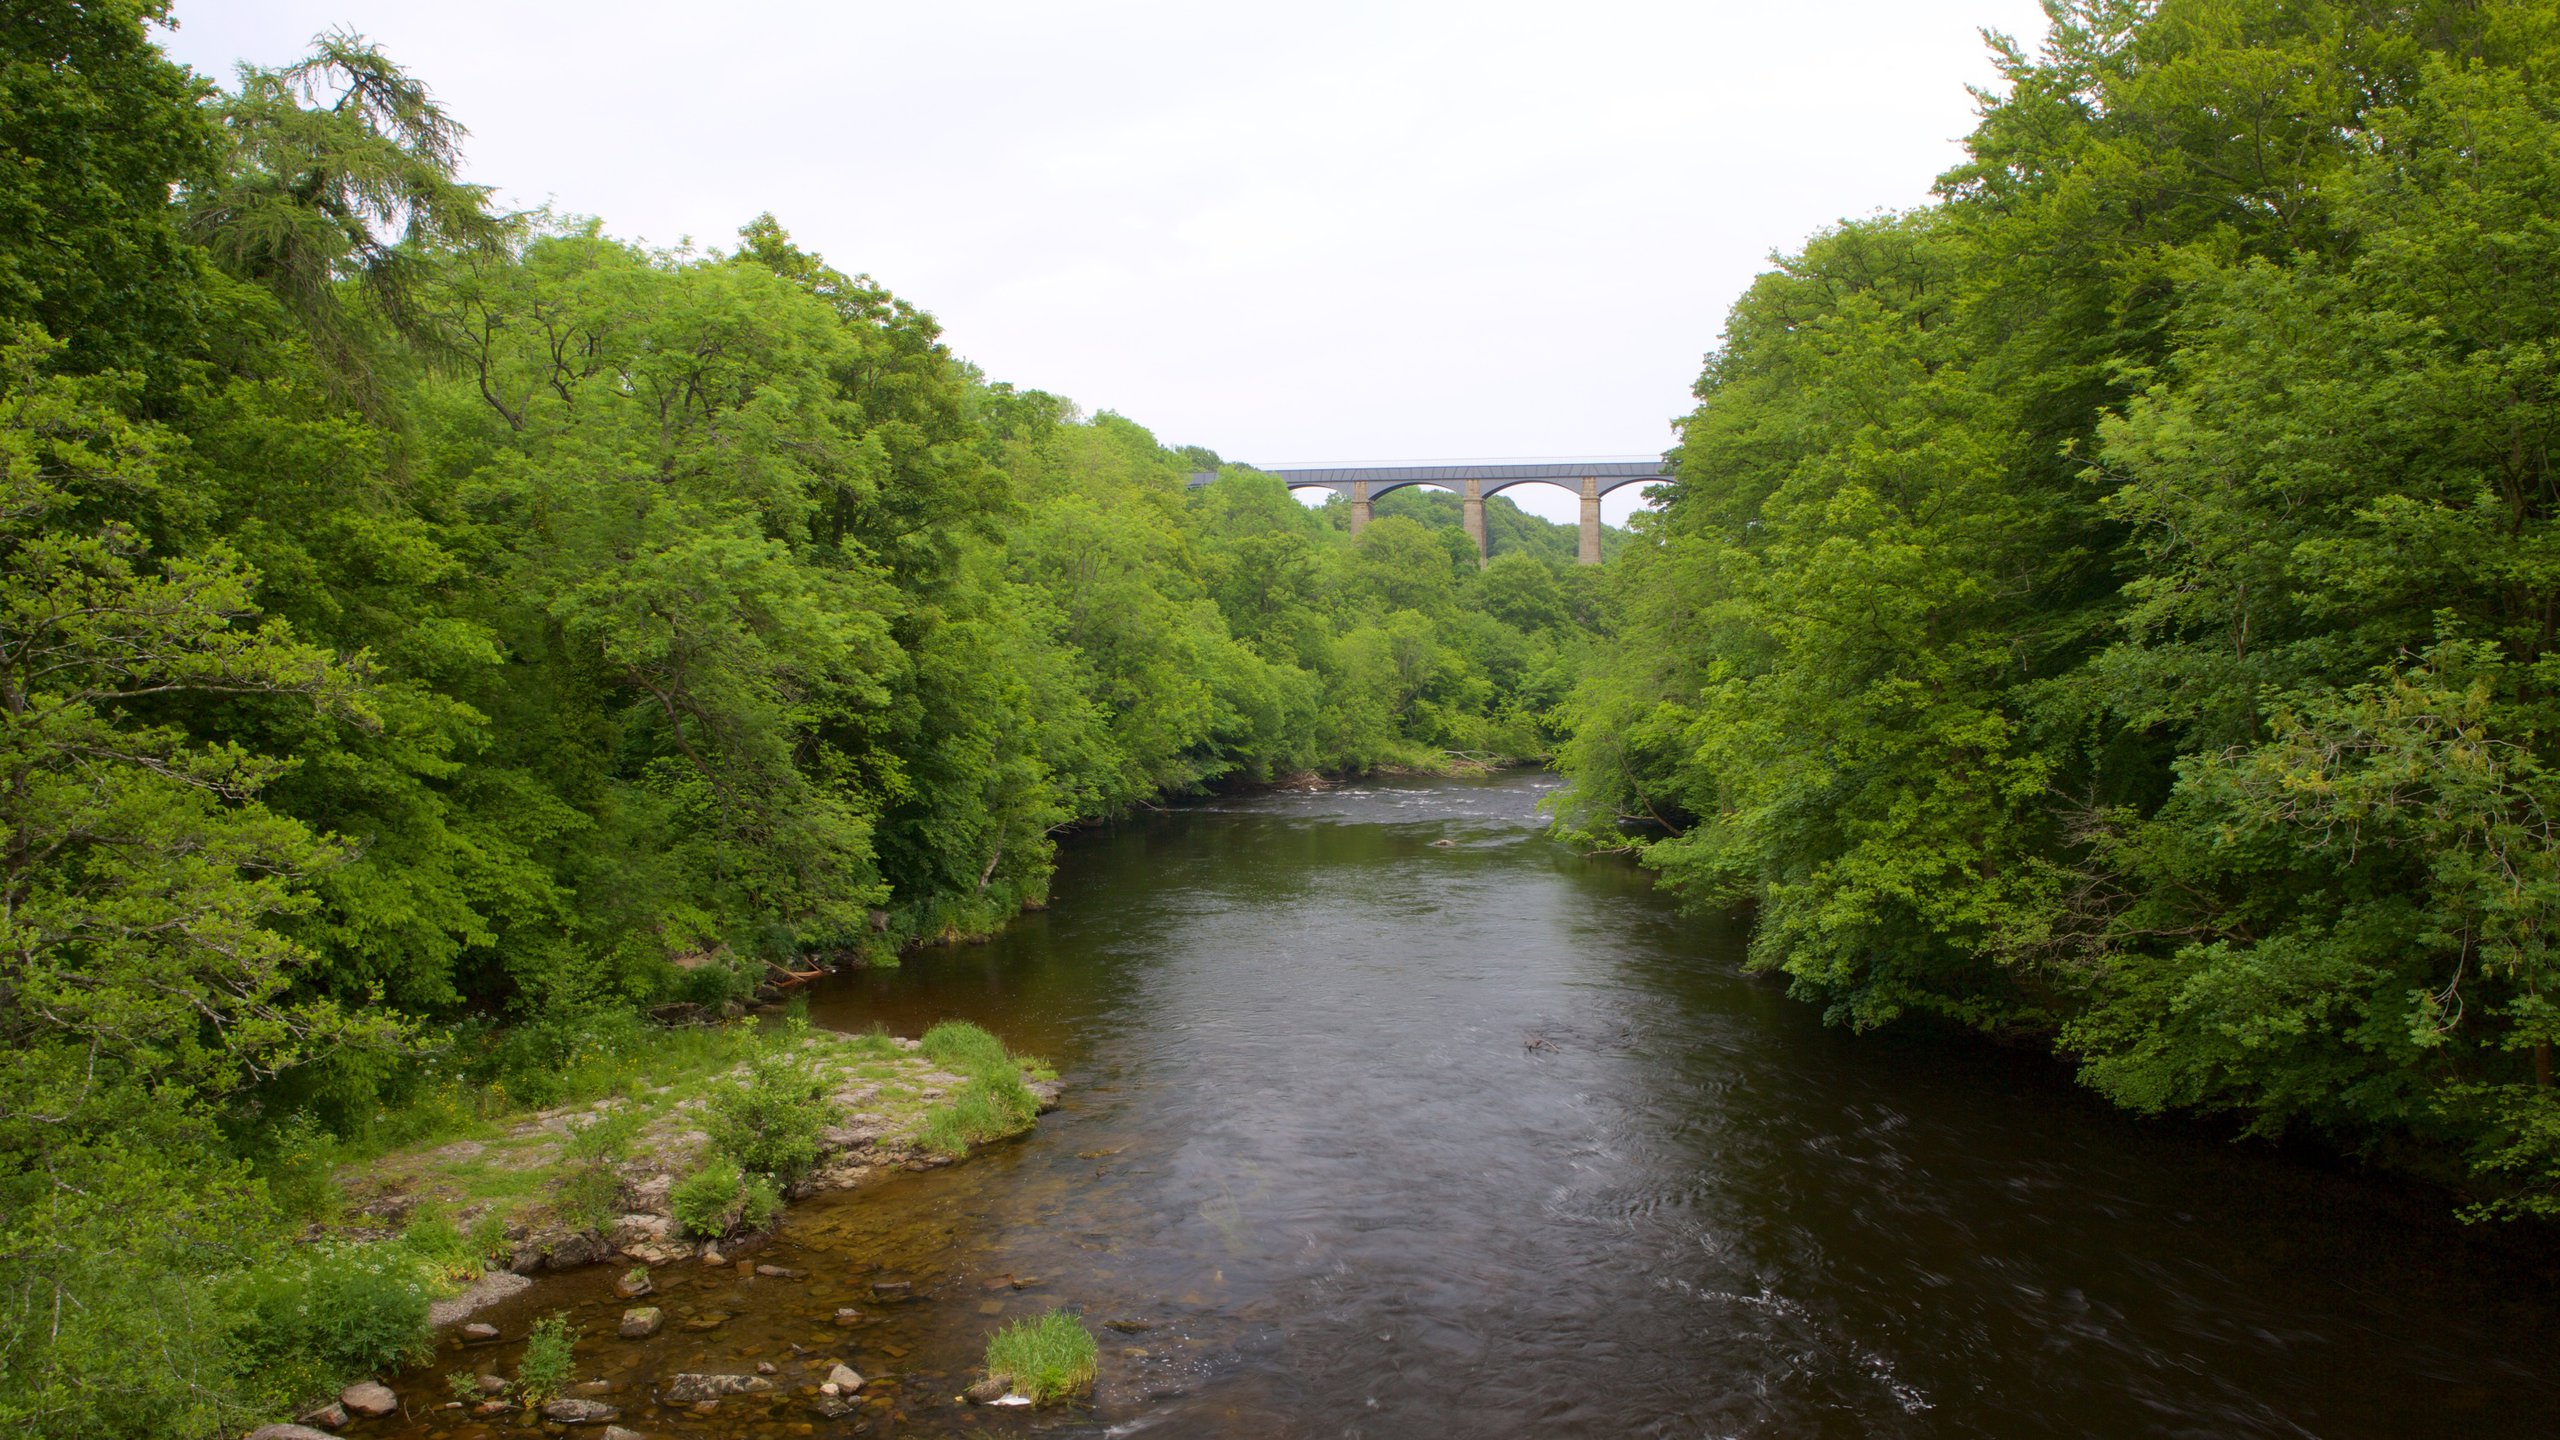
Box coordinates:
[913,1022,1043,1158]
[983,1307,1097,1403]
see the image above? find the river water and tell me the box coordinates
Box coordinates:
[370,773,2560,1438]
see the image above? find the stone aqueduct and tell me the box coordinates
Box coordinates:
[1185,460,1668,565]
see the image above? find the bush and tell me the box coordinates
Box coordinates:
[257,1111,341,1222]
[515,1312,576,1404]
[704,1030,830,1182]
[557,1107,640,1230]
[983,1308,1097,1403]
[671,1159,744,1238]
[740,1173,783,1232]
[233,1245,433,1378]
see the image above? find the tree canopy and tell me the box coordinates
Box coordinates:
[1555,0,2560,1220]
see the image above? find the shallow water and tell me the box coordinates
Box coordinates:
[358,773,2560,1438]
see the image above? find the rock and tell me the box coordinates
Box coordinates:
[339,1381,398,1418]
[755,1359,777,1375]
[618,1306,663,1339]
[964,1375,1010,1404]
[830,1307,865,1327]
[543,1397,621,1424]
[427,1269,531,1328]
[611,1213,677,1254]
[246,1427,339,1440]
[296,1399,349,1427]
[474,1373,507,1395]
[678,1310,729,1331]
[663,1372,776,1403]
[603,1428,649,1440]
[754,1263,806,1279]
[869,1279,911,1297]
[700,1247,726,1267]
[615,1268,654,1299]
[539,1230,608,1269]
[460,1321,500,1342]
[810,1389,861,1418]
[573,1378,616,1395]
[825,1363,862,1390]
[473,1398,511,1415]
[993,1392,1034,1406]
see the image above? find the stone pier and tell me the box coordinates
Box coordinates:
[1578,475,1602,565]
[1461,475,1487,566]
[1349,478,1371,536]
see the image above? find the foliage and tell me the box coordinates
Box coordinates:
[740,1172,784,1232]
[983,1308,1098,1404]
[920,1019,1011,1073]
[0,13,1609,1431]
[1554,0,2560,1213]
[671,1158,747,1239]
[231,1244,432,1388]
[512,1312,575,1405]
[915,1021,1041,1157]
[557,1106,640,1229]
[704,1029,831,1182]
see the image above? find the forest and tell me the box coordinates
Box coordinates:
[0,6,1604,1432]
[1556,0,2560,1225]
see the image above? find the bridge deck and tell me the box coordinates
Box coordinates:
[1186,459,1667,498]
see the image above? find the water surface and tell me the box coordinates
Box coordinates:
[366,773,2560,1438]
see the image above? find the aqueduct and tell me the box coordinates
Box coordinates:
[1185,460,1668,565]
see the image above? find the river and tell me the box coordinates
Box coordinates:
[367,772,2560,1438]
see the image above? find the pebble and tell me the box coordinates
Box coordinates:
[340,1381,398,1418]
[618,1306,663,1339]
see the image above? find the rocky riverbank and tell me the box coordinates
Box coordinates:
[334,1027,1059,1313]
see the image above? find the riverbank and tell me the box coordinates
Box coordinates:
[245,1018,1056,1434]
[331,1023,1058,1283]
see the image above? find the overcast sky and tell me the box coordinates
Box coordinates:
[155,0,2053,526]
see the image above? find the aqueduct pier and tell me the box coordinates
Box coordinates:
[1186,460,1668,565]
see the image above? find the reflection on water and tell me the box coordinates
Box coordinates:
[358,774,2560,1438]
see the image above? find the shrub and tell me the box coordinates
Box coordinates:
[233,1245,433,1378]
[257,1111,341,1222]
[515,1312,576,1404]
[557,1107,640,1230]
[704,1033,829,1183]
[671,1159,743,1238]
[740,1173,783,1232]
[983,1308,1097,1403]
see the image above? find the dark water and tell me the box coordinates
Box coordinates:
[367,773,2560,1438]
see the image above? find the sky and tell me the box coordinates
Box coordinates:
[155,0,2055,526]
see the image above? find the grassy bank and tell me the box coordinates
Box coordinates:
[214,1014,1052,1434]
